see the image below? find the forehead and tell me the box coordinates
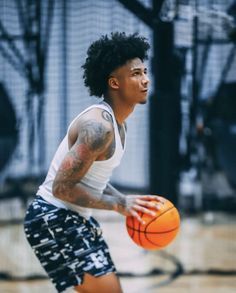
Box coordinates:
[113,57,146,76]
[125,58,145,70]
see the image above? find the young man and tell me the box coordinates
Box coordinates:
[24,32,164,293]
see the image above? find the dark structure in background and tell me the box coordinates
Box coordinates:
[0,83,18,175]
[204,0,236,189]
[118,0,181,205]
[0,0,54,171]
[150,17,181,205]
[206,82,236,189]
[170,0,236,212]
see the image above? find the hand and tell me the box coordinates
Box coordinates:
[115,195,166,225]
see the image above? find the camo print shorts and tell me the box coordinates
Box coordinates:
[24,196,116,293]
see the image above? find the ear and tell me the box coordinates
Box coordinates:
[108,76,119,90]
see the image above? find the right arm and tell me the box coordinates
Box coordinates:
[52,112,164,223]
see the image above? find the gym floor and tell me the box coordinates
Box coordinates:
[0,197,235,293]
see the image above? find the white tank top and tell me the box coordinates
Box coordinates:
[37,101,126,218]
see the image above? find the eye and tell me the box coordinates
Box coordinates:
[133,71,140,76]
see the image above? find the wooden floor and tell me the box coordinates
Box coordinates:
[0,198,235,293]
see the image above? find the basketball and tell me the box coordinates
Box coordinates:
[126,197,180,249]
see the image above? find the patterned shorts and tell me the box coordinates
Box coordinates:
[24,196,116,293]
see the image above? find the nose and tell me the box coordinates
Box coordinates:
[142,74,149,87]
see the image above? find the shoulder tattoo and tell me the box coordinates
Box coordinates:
[102,110,113,123]
[79,119,112,152]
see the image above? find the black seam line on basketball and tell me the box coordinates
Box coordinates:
[130,216,135,238]
[143,206,177,248]
[145,206,175,235]
[138,212,144,246]
[144,228,178,247]
[126,226,180,234]
[144,236,163,248]
[144,239,165,248]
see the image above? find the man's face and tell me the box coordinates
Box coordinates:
[111,58,150,105]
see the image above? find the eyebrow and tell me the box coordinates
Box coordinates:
[130,67,147,71]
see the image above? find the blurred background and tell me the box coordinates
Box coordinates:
[0,0,236,292]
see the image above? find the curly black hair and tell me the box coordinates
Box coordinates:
[82,32,150,97]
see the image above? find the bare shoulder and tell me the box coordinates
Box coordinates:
[72,107,114,153]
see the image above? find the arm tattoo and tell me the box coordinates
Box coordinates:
[79,119,112,151]
[53,119,113,201]
[53,143,92,198]
[58,144,90,179]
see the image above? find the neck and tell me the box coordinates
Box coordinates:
[104,96,135,125]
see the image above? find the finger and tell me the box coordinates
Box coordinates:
[155,196,166,204]
[130,210,146,225]
[133,204,156,217]
[139,195,166,204]
[135,199,163,210]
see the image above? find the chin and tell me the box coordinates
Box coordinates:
[139,100,147,105]
[138,92,148,105]
[139,96,148,104]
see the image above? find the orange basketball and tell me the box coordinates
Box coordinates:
[126,197,180,249]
